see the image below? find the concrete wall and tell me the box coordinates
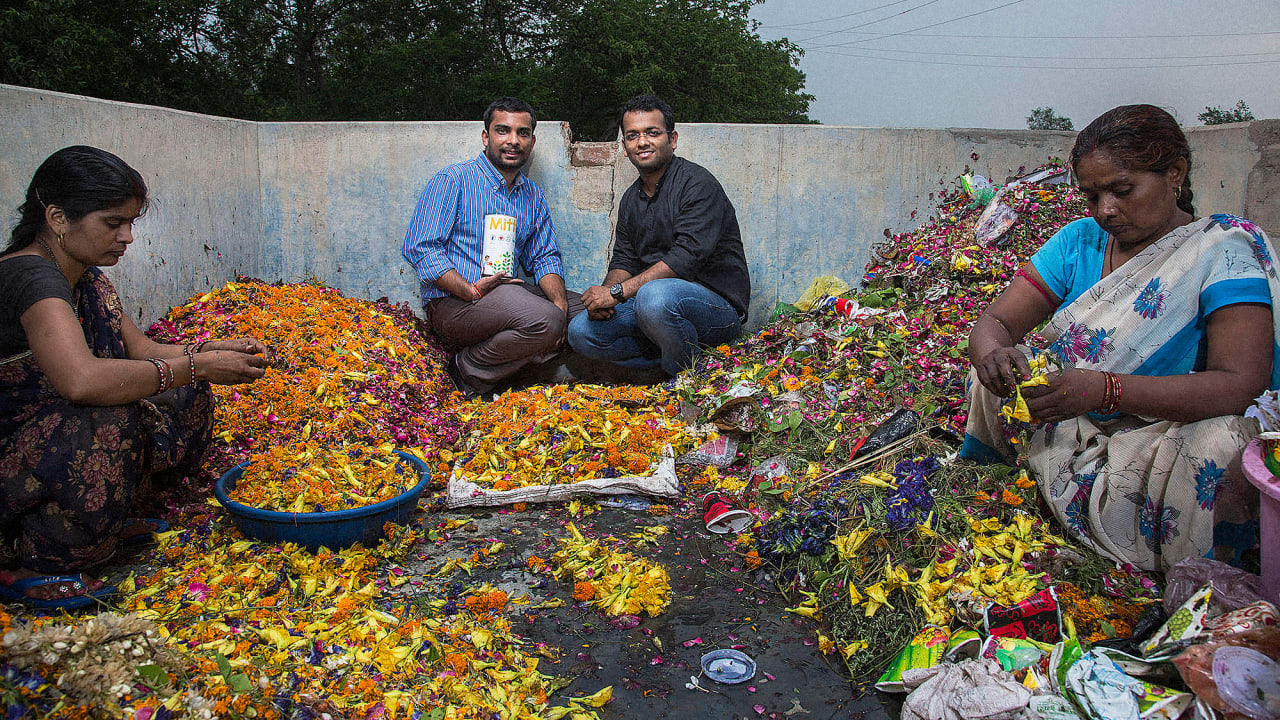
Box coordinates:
[3,84,1276,328]
[0,87,262,326]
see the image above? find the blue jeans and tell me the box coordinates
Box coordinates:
[567,278,742,376]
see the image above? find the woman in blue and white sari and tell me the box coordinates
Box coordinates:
[962,105,1278,572]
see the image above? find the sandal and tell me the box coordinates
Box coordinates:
[122,518,170,547]
[0,574,117,612]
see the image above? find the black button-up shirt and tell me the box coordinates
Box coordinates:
[610,156,751,320]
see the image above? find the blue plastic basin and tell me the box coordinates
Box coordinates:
[214,450,429,551]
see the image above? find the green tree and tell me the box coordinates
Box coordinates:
[528,0,812,139]
[1026,107,1074,131]
[0,0,233,115]
[1198,100,1255,125]
[1,0,810,133]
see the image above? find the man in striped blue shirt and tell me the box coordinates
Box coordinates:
[402,97,578,398]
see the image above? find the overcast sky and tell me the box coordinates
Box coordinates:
[749,0,1280,129]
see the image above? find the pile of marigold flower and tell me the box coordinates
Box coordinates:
[148,279,463,476]
[233,442,414,512]
[550,524,672,617]
[455,384,695,488]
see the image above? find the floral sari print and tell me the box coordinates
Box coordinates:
[0,268,214,574]
[965,215,1279,572]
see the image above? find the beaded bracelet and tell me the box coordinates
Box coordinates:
[147,358,170,394]
[183,344,198,384]
[194,340,210,353]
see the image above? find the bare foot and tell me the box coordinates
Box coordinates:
[0,568,105,601]
[119,518,163,541]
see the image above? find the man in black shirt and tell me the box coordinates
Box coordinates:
[568,95,750,376]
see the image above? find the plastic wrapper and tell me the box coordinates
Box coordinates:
[900,658,1032,720]
[974,187,1019,244]
[875,625,950,692]
[852,407,920,459]
[1172,627,1280,720]
[1164,557,1272,613]
[985,587,1063,642]
[979,636,1046,672]
[1204,601,1279,639]
[1065,650,1193,720]
[793,275,852,311]
[676,433,739,467]
[1143,585,1213,658]
[945,628,983,661]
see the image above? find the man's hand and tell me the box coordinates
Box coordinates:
[472,273,521,299]
[581,285,618,312]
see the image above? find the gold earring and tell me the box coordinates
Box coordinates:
[57,233,66,251]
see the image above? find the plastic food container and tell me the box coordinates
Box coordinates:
[1242,438,1280,600]
[214,450,429,551]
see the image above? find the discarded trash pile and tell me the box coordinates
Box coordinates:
[674,165,1276,714]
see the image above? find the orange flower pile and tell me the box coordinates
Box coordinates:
[1055,582,1147,643]
[149,280,462,474]
[456,384,694,489]
[232,442,413,512]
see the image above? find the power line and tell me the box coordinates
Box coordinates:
[808,0,1032,49]
[763,0,918,30]
[812,46,1280,70]
[762,28,1280,42]
[833,46,1280,61]
[799,0,945,45]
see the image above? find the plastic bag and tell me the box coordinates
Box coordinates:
[1164,557,1272,614]
[974,187,1019,244]
[793,275,852,312]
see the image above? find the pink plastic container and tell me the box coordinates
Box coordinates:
[1242,438,1280,600]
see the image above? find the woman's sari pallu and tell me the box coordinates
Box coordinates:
[964,215,1280,572]
[0,268,213,573]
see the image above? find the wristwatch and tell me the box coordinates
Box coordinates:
[609,283,626,303]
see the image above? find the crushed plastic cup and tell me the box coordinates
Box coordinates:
[701,649,757,684]
[702,492,752,534]
[1212,646,1280,720]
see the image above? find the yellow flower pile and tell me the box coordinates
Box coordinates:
[456,384,694,489]
[551,524,672,617]
[233,442,414,512]
[110,523,610,719]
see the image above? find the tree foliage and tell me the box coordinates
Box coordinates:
[1026,107,1074,131]
[1198,100,1255,125]
[0,0,811,138]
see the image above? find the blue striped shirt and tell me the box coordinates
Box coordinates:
[402,153,564,304]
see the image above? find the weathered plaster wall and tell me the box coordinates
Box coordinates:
[3,85,1275,329]
[0,86,261,326]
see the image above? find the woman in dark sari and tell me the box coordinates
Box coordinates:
[0,146,267,610]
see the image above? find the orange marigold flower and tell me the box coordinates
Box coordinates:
[573,582,596,601]
[743,550,763,569]
[1001,489,1024,506]
[443,653,469,675]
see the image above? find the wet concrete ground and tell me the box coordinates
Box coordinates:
[387,500,902,720]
